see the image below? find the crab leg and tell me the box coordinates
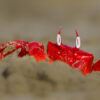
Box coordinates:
[0,50,3,61]
[0,40,47,62]
[0,40,29,60]
[91,60,100,71]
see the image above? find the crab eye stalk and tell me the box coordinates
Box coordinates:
[57,26,63,46]
[57,34,61,46]
[76,36,80,48]
[75,29,81,48]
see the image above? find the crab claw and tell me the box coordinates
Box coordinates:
[28,42,47,61]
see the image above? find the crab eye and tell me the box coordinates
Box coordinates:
[57,34,61,46]
[76,36,80,48]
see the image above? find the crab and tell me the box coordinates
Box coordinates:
[47,27,100,75]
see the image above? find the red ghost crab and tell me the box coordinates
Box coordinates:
[0,40,47,62]
[0,27,100,75]
[47,27,100,75]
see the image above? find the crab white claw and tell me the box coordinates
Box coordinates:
[57,34,62,46]
[76,36,81,48]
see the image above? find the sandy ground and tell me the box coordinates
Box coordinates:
[0,50,100,100]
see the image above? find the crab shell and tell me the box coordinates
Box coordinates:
[47,41,94,75]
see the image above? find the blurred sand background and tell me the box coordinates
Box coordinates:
[0,0,100,100]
